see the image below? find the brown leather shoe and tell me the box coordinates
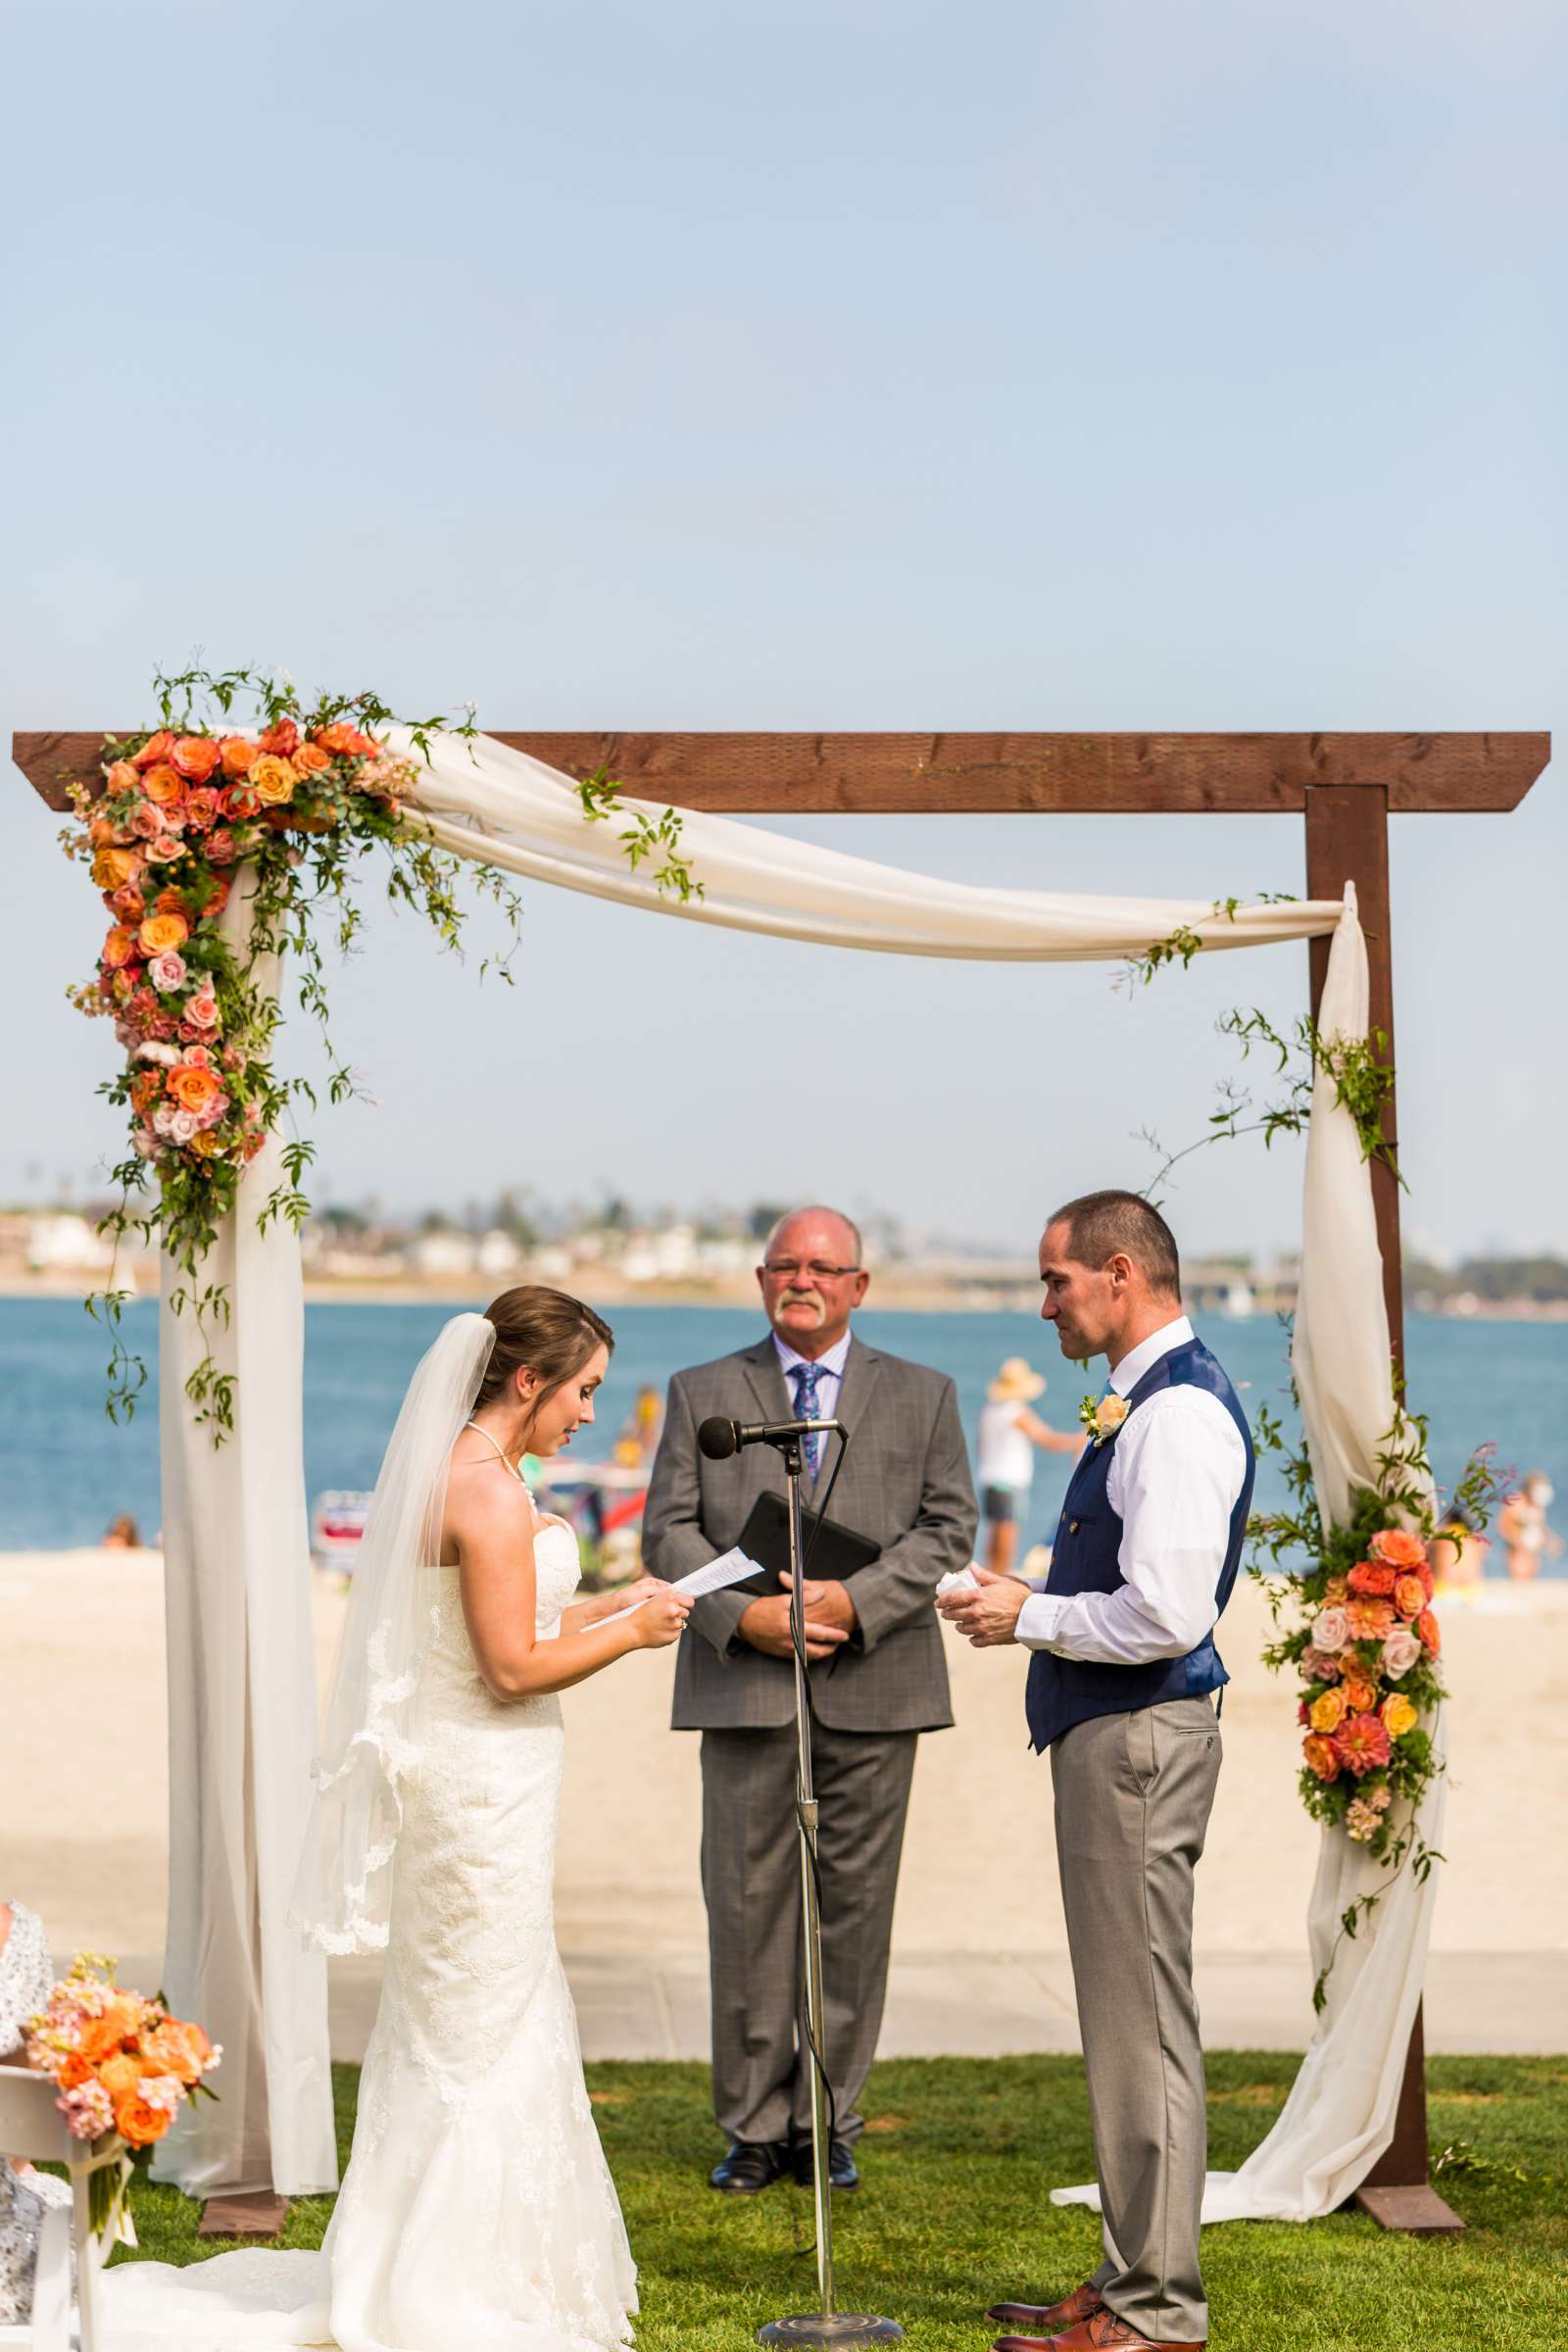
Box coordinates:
[993,2309,1206,2352]
[986,2282,1104,2331]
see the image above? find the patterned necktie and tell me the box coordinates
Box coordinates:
[791,1362,825,1479]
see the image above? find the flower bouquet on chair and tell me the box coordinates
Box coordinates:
[24,1953,221,2240]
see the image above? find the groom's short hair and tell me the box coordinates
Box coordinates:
[1049,1191,1181,1298]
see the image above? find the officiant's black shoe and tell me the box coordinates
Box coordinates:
[710,2139,789,2195]
[791,2133,860,2191]
[987,2283,1104,2332]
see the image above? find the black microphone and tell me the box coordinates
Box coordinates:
[698,1414,847,1460]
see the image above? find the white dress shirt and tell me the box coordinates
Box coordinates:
[771,1328,852,1424]
[1015,1316,1248,1666]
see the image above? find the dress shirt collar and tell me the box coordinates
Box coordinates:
[771,1327,853,1384]
[1106,1314,1195,1397]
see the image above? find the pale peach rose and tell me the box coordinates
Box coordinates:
[1310,1606,1349,1653]
[1381,1628,1421,1680]
[1393,1573,1426,1620]
[104,760,140,795]
[128,801,165,841]
[291,742,331,777]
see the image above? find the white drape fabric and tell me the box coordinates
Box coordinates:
[154,870,337,2198]
[1053,885,1445,2227]
[391,729,1347,960]
[290,1313,497,1956]
[159,735,1427,2221]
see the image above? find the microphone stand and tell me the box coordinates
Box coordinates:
[757,1430,902,2352]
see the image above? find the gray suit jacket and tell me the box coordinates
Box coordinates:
[642,1332,976,1733]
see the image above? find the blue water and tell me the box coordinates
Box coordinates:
[1,1297,1563,1564]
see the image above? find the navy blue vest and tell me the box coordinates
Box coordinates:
[1025,1335,1255,1752]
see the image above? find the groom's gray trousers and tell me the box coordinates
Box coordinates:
[1052,1695,1222,2346]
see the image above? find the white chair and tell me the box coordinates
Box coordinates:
[0,2070,119,2352]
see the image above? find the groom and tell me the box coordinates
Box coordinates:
[940,1192,1253,2352]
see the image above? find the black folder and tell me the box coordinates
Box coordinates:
[732,1491,882,1598]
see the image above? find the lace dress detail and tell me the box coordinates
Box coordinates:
[1,1900,74,2328]
[105,1519,638,2352]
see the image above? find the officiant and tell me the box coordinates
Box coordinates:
[643,1205,976,2195]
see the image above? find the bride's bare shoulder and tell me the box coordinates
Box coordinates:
[443,1445,535,1557]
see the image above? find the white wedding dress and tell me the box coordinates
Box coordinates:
[106,1506,638,2352]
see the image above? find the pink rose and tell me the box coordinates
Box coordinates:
[185,988,219,1031]
[206,827,238,865]
[148,951,188,992]
[180,1044,213,1067]
[1381,1628,1422,1681]
[169,1108,201,1145]
[1310,1607,1349,1653]
[147,835,185,863]
[128,801,165,840]
[1299,1645,1343,1684]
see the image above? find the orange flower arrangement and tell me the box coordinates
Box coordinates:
[26,1954,220,2232]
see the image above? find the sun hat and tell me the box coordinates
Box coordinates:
[988,1356,1046,1403]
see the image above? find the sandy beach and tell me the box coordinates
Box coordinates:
[4,1550,1565,2053]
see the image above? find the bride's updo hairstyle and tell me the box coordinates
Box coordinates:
[474,1287,615,1439]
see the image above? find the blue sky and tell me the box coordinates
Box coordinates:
[4,0,1562,1261]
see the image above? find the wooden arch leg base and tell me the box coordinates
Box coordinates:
[1348,2004,1464,2236]
[199,2191,289,2238]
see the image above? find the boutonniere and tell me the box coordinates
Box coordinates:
[1079,1393,1129,1447]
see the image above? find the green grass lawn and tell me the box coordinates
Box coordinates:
[112,2052,1565,2348]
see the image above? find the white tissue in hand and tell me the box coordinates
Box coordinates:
[935,1566,981,1599]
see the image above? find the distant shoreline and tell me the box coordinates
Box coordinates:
[3,1275,1567,1321]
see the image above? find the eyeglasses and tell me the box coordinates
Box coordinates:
[761,1259,861,1283]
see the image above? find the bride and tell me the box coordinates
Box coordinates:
[108,1287,693,2352]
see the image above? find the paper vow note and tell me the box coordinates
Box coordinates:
[598,1545,762,1625]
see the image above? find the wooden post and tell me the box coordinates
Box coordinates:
[1304,784,1463,2236]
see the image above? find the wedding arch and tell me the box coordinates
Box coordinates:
[16,721,1550,2240]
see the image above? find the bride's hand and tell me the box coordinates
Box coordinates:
[632,1589,695,1648]
[605,1575,670,1617]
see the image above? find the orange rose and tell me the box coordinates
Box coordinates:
[130,1070,163,1117]
[154,887,188,916]
[316,720,376,758]
[171,735,221,782]
[184,786,220,830]
[1393,1573,1426,1620]
[292,742,331,777]
[56,2052,93,2091]
[132,730,176,770]
[169,1064,223,1115]
[138,911,189,956]
[92,846,141,892]
[1342,1674,1377,1714]
[1370,1528,1427,1571]
[257,718,300,758]
[1415,1607,1441,1654]
[1308,1689,1347,1735]
[250,755,296,806]
[1302,1733,1340,1783]
[115,2092,173,2148]
[104,760,140,795]
[142,763,186,808]
[102,926,138,969]
[219,735,258,777]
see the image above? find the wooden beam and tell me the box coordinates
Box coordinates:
[1303,783,1462,2238]
[12,729,1550,815]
